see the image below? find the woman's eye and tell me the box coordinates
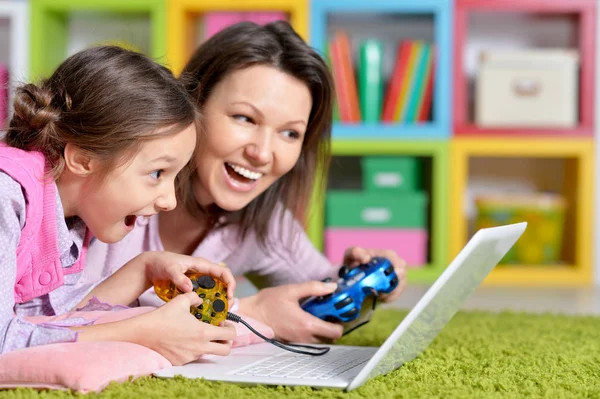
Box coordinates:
[150,170,164,180]
[282,130,301,139]
[232,114,253,123]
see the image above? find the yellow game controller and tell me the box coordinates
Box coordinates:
[154,272,229,326]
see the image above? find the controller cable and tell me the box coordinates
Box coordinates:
[226,312,330,356]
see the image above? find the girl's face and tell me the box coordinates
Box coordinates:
[193,65,312,211]
[78,123,196,243]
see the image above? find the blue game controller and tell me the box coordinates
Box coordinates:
[300,257,399,335]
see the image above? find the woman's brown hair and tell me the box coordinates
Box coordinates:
[4,45,197,178]
[180,20,334,246]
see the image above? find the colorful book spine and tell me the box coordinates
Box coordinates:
[329,38,352,122]
[393,41,420,122]
[418,49,436,123]
[406,43,432,123]
[381,41,411,122]
[334,31,361,123]
[358,39,384,123]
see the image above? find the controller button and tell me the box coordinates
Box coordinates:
[334,296,353,309]
[212,299,226,313]
[199,304,204,310]
[203,320,210,324]
[340,308,359,318]
[211,312,216,317]
[197,275,216,289]
[338,265,350,278]
[215,292,221,297]
[199,293,206,298]
[317,292,334,302]
[390,276,399,288]
[194,313,202,319]
[321,277,332,283]
[384,264,394,276]
[191,279,200,291]
[324,315,339,323]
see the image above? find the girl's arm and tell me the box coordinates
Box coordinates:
[75,251,236,309]
[0,173,78,354]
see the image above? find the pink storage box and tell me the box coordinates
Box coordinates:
[324,228,428,268]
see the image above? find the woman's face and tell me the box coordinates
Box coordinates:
[193,65,312,211]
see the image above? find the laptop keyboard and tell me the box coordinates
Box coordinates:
[228,347,374,380]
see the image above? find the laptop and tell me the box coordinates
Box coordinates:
[154,222,527,391]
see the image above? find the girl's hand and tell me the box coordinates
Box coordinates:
[238,281,344,344]
[342,247,407,303]
[135,292,236,365]
[144,251,236,301]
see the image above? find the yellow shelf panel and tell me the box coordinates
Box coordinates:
[167,0,308,74]
[450,137,594,286]
[483,265,591,287]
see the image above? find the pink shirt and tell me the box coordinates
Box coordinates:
[82,208,338,304]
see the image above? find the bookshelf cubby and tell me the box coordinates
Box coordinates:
[30,0,166,80]
[449,137,593,286]
[310,0,452,139]
[453,0,596,136]
[307,140,449,284]
[166,0,307,75]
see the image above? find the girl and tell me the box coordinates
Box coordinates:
[85,22,408,344]
[0,46,236,366]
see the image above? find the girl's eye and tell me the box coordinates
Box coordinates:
[232,114,254,124]
[150,170,164,180]
[282,130,301,140]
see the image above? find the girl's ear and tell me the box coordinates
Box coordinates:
[63,143,97,177]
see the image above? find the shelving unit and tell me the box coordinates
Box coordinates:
[30,0,166,79]
[1,0,594,287]
[166,0,307,75]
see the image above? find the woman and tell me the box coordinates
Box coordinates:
[84,21,407,344]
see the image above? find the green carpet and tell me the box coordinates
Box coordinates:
[3,309,600,398]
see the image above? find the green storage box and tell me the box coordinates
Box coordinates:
[326,190,428,228]
[361,156,422,192]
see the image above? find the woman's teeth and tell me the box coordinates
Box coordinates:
[226,162,263,180]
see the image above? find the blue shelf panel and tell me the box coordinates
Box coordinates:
[311,0,452,139]
[332,122,448,139]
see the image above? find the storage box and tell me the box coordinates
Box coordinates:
[361,156,421,193]
[326,191,428,228]
[475,193,566,265]
[325,228,428,268]
[475,49,579,128]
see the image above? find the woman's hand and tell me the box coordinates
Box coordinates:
[342,247,407,303]
[238,281,344,344]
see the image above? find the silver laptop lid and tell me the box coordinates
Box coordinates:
[347,222,527,391]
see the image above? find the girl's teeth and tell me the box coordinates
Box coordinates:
[227,163,263,180]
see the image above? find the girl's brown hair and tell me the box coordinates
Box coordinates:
[180,21,334,246]
[5,45,197,178]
